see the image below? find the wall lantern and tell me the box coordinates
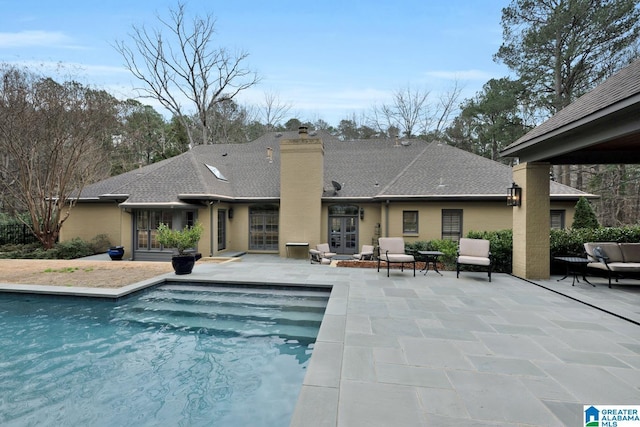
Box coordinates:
[228,208,234,219]
[360,207,365,220]
[507,182,522,207]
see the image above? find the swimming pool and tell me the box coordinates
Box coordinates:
[0,282,330,427]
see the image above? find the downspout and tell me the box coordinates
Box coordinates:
[209,201,216,257]
[127,209,135,261]
[385,200,390,237]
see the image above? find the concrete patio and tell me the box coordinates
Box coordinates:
[2,254,639,426]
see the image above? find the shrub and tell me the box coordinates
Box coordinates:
[572,197,599,229]
[405,239,459,269]
[52,238,95,259]
[90,234,112,253]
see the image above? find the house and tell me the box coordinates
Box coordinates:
[61,127,591,260]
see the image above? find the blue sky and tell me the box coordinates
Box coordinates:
[0,0,512,126]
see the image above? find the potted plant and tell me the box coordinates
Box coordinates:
[156,222,204,275]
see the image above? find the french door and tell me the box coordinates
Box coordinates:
[249,205,279,250]
[328,205,358,254]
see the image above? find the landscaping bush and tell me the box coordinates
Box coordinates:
[405,239,459,269]
[0,238,99,260]
[90,234,112,253]
[550,225,640,257]
[52,238,96,259]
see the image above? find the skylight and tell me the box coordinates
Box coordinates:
[205,164,227,181]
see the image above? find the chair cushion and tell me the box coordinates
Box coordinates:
[381,254,415,262]
[379,237,406,254]
[457,255,491,266]
[459,238,490,258]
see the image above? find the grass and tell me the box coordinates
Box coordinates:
[44,267,94,273]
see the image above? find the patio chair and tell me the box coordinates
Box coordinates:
[377,237,415,277]
[309,249,331,264]
[316,243,337,259]
[456,238,492,282]
[352,244,374,260]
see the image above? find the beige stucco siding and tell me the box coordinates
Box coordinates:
[376,200,575,244]
[61,203,123,246]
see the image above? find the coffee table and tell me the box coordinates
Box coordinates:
[554,256,594,286]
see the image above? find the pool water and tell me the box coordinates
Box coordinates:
[0,283,329,427]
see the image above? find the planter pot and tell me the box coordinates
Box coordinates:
[108,246,124,261]
[171,254,196,275]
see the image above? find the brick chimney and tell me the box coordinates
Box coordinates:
[279,128,324,257]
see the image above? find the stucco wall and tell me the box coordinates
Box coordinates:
[61,203,123,247]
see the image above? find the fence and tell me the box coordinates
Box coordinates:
[0,223,39,245]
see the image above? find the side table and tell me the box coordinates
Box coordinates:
[554,256,594,287]
[417,251,444,276]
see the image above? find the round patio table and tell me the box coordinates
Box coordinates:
[417,251,444,276]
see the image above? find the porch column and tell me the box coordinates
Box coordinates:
[512,162,550,279]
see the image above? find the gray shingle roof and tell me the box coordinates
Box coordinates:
[80,131,591,204]
[505,59,640,150]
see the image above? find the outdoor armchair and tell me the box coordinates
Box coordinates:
[377,237,415,277]
[456,238,492,282]
[316,243,337,259]
[353,244,375,260]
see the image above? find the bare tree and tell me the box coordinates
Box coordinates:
[372,85,430,138]
[259,91,292,131]
[0,65,113,249]
[371,83,462,139]
[114,2,259,146]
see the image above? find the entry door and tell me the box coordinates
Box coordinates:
[329,216,357,254]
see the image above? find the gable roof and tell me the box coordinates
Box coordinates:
[501,59,640,164]
[80,131,591,206]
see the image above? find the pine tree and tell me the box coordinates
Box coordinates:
[572,197,599,229]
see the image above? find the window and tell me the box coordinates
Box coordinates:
[442,209,462,241]
[135,209,196,251]
[218,210,227,251]
[550,210,565,230]
[403,211,419,234]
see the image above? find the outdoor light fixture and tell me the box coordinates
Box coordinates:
[360,207,365,220]
[507,182,522,207]
[228,208,234,219]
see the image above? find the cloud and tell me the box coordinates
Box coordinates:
[0,30,80,49]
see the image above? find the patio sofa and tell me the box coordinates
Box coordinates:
[584,242,640,288]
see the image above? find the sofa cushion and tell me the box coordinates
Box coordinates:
[619,243,640,263]
[585,242,624,263]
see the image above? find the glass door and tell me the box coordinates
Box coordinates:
[249,205,279,250]
[328,205,358,254]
